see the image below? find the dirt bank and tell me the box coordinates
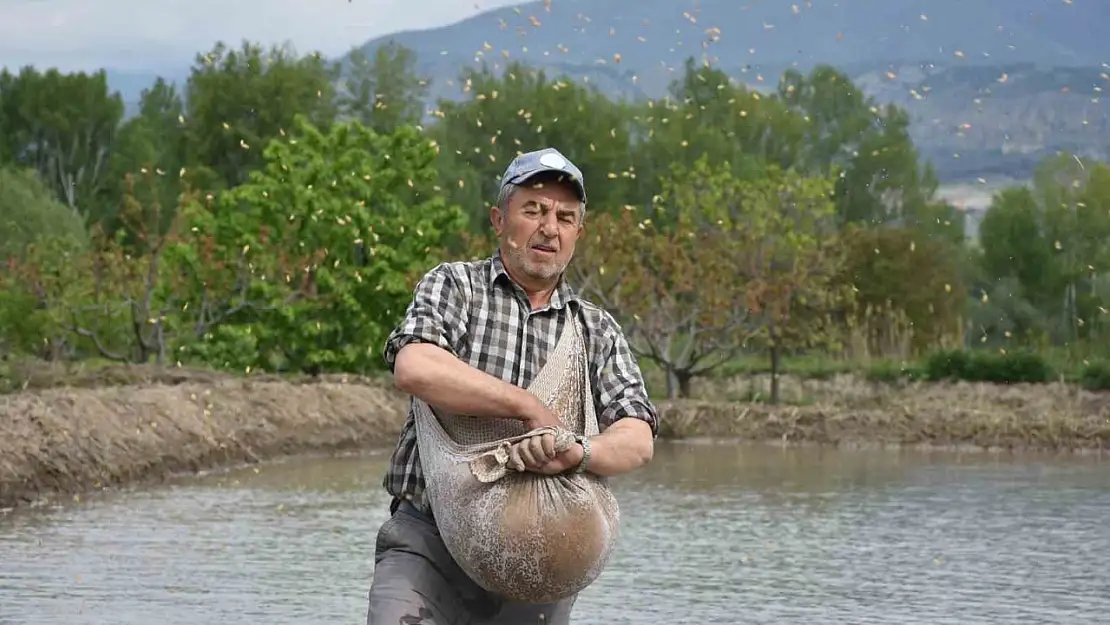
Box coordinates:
[0,369,410,511]
[2,366,1108,511]
[659,374,1110,450]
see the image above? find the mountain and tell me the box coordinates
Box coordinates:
[351,0,1110,185]
[93,0,1108,192]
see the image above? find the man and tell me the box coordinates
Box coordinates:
[367,147,658,625]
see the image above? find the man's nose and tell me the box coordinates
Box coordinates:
[539,214,558,236]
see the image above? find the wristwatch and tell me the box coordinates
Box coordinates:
[572,434,591,474]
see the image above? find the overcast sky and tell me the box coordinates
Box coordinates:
[1,0,522,72]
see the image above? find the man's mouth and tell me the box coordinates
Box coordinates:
[531,243,557,254]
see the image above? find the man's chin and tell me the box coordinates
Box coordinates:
[522,262,565,282]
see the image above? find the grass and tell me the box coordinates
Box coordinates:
[0,355,392,395]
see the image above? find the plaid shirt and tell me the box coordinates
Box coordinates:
[381,250,659,504]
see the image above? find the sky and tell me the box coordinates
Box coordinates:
[0,0,523,72]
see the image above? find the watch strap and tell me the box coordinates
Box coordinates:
[573,434,591,474]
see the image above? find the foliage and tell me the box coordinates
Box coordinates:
[3,39,1110,390]
[339,42,430,135]
[923,349,1052,384]
[838,225,965,357]
[1079,360,1110,391]
[977,155,1110,344]
[177,115,466,374]
[0,66,124,217]
[863,359,925,384]
[183,41,340,189]
[0,167,89,260]
[431,61,639,228]
[573,156,845,400]
[572,204,746,399]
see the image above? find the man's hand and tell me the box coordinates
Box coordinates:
[519,398,564,431]
[509,431,556,470]
[508,435,585,475]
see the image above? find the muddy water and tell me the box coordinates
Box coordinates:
[2,443,1110,624]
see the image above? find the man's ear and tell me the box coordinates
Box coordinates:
[490,205,505,236]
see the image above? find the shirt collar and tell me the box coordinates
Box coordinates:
[489,248,578,311]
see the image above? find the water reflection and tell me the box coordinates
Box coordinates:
[1,443,1109,624]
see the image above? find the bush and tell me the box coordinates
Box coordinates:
[924,349,1052,384]
[864,359,924,384]
[1079,360,1110,391]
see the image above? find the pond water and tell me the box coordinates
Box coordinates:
[2,442,1109,624]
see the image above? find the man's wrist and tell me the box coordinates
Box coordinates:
[512,391,542,423]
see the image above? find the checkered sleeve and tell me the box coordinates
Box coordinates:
[592,312,659,436]
[383,263,468,371]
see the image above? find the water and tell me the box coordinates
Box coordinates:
[2,442,1109,624]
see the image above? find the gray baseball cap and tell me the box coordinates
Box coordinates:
[499,147,587,205]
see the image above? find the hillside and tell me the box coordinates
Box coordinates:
[352,0,1110,183]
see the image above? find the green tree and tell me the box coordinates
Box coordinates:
[977,154,1110,344]
[92,77,214,237]
[838,225,965,357]
[15,172,210,365]
[0,66,124,217]
[339,42,429,135]
[432,62,637,228]
[647,57,804,185]
[183,41,340,188]
[778,65,945,235]
[179,115,466,374]
[706,162,846,404]
[0,167,90,359]
[0,167,89,260]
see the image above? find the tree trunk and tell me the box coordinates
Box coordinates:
[665,368,679,400]
[769,319,780,405]
[676,370,693,398]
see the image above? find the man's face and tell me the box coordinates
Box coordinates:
[491,175,584,286]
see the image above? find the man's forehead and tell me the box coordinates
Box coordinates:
[516,179,581,204]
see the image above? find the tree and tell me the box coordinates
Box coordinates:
[976,185,1055,342]
[572,206,750,399]
[573,157,844,401]
[339,42,429,135]
[644,57,804,186]
[432,61,637,228]
[183,41,340,189]
[838,225,965,358]
[778,65,944,234]
[180,115,466,374]
[0,66,124,217]
[92,77,214,237]
[977,154,1110,345]
[707,163,846,404]
[0,167,89,261]
[0,167,90,359]
[12,171,212,365]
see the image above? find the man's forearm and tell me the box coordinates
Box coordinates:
[393,342,538,419]
[582,418,655,477]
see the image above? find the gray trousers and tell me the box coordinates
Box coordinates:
[366,500,578,625]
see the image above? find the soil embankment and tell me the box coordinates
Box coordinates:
[2,367,1108,511]
[660,373,1110,450]
[0,367,410,511]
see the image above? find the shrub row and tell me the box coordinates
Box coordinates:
[861,349,1110,391]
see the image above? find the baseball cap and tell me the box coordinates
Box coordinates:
[499,147,587,205]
